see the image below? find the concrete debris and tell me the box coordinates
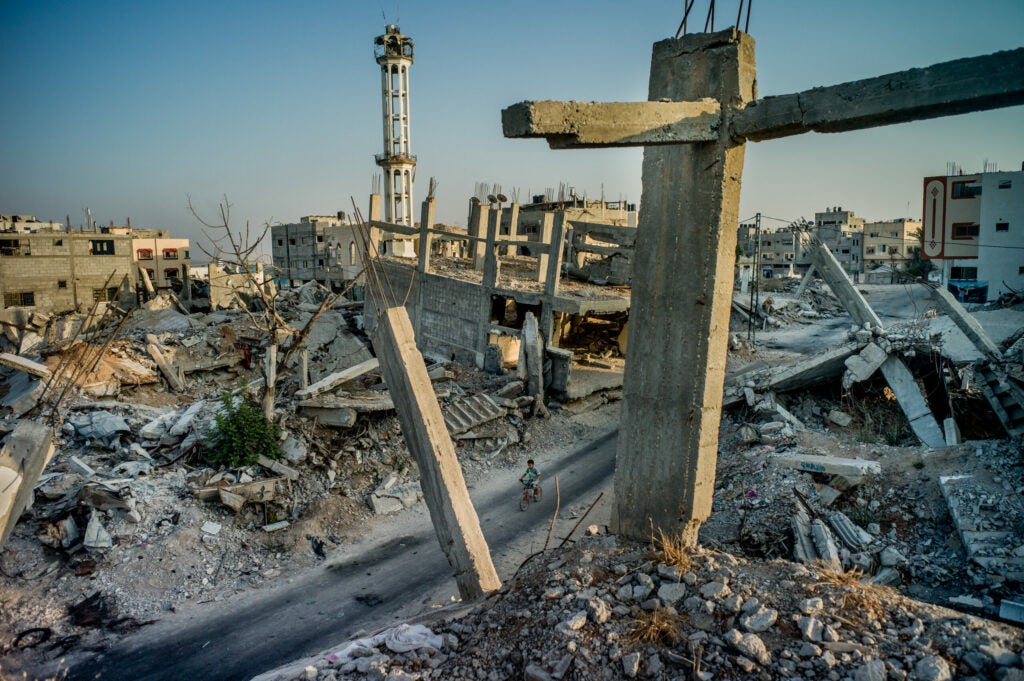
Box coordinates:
[772,452,881,478]
[84,510,113,549]
[293,358,380,400]
[444,393,506,435]
[939,473,1024,580]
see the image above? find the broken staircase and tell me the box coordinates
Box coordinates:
[976,362,1024,437]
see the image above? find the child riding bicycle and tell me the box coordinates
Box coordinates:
[519,459,542,499]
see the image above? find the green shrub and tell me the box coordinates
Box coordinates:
[204,391,282,468]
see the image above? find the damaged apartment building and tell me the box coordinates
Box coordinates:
[311,187,640,403]
[0,214,191,315]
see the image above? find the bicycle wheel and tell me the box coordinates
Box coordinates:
[519,494,529,511]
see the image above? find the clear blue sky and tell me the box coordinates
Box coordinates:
[2,0,1022,258]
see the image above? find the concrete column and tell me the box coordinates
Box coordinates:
[807,242,883,329]
[931,286,1001,361]
[181,263,192,302]
[482,208,500,288]
[368,193,382,221]
[794,265,815,299]
[543,212,566,299]
[535,213,555,283]
[613,30,756,545]
[0,421,55,549]
[503,203,520,256]
[418,196,436,274]
[468,202,489,271]
[373,306,501,599]
[299,348,309,392]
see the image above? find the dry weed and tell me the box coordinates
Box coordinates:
[809,560,896,623]
[647,524,693,575]
[627,608,683,646]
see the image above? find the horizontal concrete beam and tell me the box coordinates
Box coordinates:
[733,47,1024,141]
[502,99,720,148]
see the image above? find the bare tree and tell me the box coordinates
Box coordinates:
[188,196,355,420]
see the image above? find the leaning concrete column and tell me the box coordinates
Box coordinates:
[373,306,501,599]
[535,213,555,284]
[613,31,756,545]
[0,421,55,549]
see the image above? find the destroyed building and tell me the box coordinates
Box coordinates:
[0,217,191,314]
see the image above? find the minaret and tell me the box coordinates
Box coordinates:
[374,24,415,227]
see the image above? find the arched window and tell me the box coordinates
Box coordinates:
[349,241,357,265]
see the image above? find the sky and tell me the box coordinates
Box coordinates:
[2,0,1022,260]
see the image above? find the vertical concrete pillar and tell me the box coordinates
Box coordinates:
[181,263,192,302]
[418,196,436,274]
[504,203,521,256]
[613,30,756,545]
[468,202,489,271]
[366,193,384,257]
[535,213,555,284]
[373,306,501,599]
[483,208,500,288]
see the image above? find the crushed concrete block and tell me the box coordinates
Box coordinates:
[263,520,290,532]
[943,417,961,446]
[842,342,888,389]
[444,393,505,436]
[281,435,308,465]
[169,401,206,437]
[828,511,873,550]
[201,521,222,536]
[84,510,113,549]
[827,410,853,427]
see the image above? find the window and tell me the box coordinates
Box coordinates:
[996,222,1009,232]
[54,239,63,246]
[0,239,24,256]
[841,249,850,254]
[866,247,876,255]
[350,242,357,265]
[888,247,899,255]
[92,287,118,302]
[57,280,67,289]
[318,259,324,267]
[137,248,154,260]
[999,180,1012,189]
[950,266,978,280]
[277,239,283,246]
[289,239,296,246]
[183,250,190,259]
[3,291,35,307]
[316,235,324,243]
[952,223,980,238]
[1019,266,1024,275]
[951,181,982,199]
[91,239,115,255]
[146,268,156,280]
[162,248,178,259]
[869,232,879,238]
[164,268,178,280]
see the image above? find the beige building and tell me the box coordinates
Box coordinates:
[0,220,190,313]
[862,218,922,270]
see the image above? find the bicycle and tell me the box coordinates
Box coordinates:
[519,480,542,511]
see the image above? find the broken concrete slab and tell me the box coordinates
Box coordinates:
[771,452,881,478]
[444,394,506,436]
[257,455,299,481]
[827,410,853,427]
[878,356,946,448]
[0,352,51,379]
[1,372,45,418]
[0,420,56,549]
[724,342,865,407]
[146,341,185,392]
[841,342,887,389]
[294,358,380,400]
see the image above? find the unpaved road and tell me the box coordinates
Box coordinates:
[60,430,618,681]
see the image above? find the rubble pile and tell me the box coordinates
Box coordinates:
[270,537,1024,681]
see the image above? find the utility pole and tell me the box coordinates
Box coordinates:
[747,212,761,343]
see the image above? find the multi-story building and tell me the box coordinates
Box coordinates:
[0,220,190,313]
[814,207,865,276]
[862,218,922,273]
[271,213,365,288]
[922,167,1024,302]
